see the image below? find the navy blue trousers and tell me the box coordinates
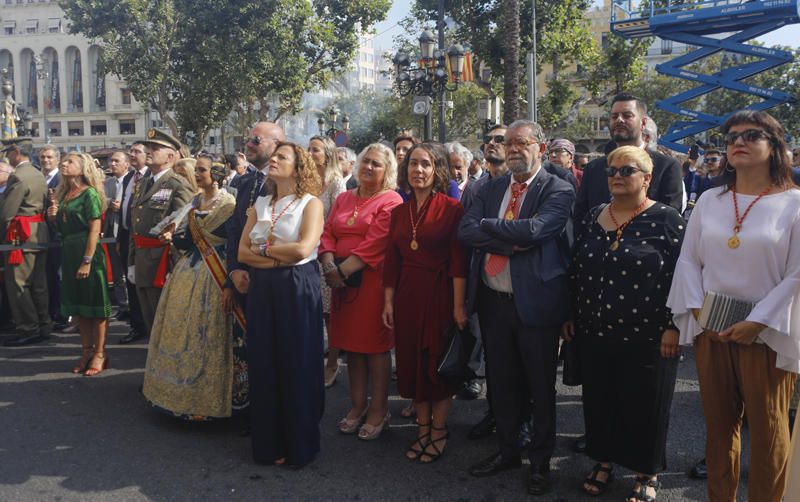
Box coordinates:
[246,262,324,466]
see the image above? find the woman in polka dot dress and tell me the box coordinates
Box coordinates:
[562,146,685,501]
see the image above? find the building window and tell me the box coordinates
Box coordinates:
[31,121,39,137]
[68,121,84,137]
[90,120,107,136]
[208,136,216,145]
[48,121,62,137]
[601,32,609,50]
[25,20,38,34]
[121,88,132,105]
[119,119,136,135]
[3,21,15,35]
[661,39,673,55]
[47,18,61,33]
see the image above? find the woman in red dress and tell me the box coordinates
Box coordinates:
[319,143,403,440]
[383,142,468,463]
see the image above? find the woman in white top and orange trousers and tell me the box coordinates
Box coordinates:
[668,110,800,502]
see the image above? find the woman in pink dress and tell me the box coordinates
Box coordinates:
[319,143,403,440]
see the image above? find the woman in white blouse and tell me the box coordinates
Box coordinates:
[667,110,800,502]
[238,142,325,467]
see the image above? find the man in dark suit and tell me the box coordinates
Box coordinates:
[1,138,51,346]
[37,145,67,330]
[103,151,132,319]
[459,120,574,495]
[225,122,284,300]
[117,141,149,343]
[128,129,194,337]
[574,93,684,223]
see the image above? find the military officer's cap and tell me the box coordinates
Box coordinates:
[0,136,33,153]
[141,128,182,151]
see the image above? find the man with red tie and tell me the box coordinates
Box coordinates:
[458,120,574,496]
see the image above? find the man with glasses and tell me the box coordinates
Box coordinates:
[225,122,285,300]
[460,120,574,495]
[574,93,683,223]
[548,138,582,190]
[461,125,508,210]
[696,148,724,200]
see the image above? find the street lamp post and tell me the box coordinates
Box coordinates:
[316,104,350,146]
[392,31,465,142]
[34,54,49,143]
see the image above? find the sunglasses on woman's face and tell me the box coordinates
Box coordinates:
[605,165,642,177]
[723,129,770,145]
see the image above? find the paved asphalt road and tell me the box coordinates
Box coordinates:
[1,320,750,501]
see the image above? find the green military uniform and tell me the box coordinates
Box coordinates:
[0,144,51,343]
[128,129,194,335]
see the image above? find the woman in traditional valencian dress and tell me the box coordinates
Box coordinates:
[142,156,248,420]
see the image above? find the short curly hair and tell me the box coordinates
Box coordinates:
[272,142,322,197]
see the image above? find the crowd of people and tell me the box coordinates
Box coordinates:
[1,93,800,500]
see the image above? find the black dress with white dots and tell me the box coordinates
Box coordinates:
[571,202,685,342]
[568,201,686,474]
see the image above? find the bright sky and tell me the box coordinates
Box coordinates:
[370,0,799,52]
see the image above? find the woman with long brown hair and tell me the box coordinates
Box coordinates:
[239,141,324,467]
[668,110,800,501]
[47,153,112,376]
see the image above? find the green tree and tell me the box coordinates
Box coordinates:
[410,0,596,124]
[61,0,389,149]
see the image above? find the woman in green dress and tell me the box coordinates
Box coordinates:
[47,152,112,376]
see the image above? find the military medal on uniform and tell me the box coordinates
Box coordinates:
[728,184,771,249]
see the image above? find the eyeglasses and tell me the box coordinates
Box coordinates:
[549,148,568,155]
[723,129,770,145]
[505,138,538,149]
[483,134,505,144]
[246,136,271,145]
[703,157,721,163]
[605,165,643,177]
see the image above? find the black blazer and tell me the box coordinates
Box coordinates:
[458,168,574,327]
[225,171,271,286]
[574,149,683,223]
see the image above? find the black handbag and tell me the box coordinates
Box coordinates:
[333,257,363,288]
[560,338,582,386]
[437,323,477,386]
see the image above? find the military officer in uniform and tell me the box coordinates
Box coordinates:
[0,137,51,346]
[128,129,194,337]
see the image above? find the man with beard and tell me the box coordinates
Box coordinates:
[461,125,508,210]
[224,122,285,300]
[460,120,574,495]
[574,93,683,223]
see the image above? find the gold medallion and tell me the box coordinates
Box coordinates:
[609,240,620,251]
[346,217,355,226]
[410,239,419,250]
[505,210,515,220]
[728,235,740,249]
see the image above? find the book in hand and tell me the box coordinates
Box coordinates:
[698,291,757,333]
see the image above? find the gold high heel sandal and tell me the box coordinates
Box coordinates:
[72,346,94,374]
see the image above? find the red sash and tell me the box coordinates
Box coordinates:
[5,213,45,265]
[133,234,170,288]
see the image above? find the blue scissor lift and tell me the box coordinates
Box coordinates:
[610,0,799,153]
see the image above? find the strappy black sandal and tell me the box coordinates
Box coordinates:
[405,422,431,460]
[627,475,660,502]
[419,426,449,464]
[582,462,615,496]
